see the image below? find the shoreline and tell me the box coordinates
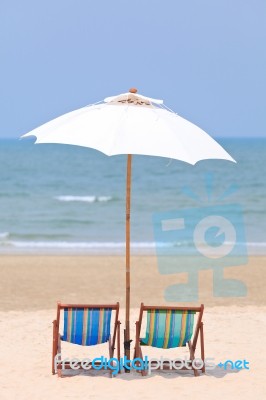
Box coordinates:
[0,244,266,256]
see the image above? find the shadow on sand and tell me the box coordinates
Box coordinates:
[57,365,242,380]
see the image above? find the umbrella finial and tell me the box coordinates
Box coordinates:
[129,88,138,94]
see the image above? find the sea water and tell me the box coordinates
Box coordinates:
[0,138,265,254]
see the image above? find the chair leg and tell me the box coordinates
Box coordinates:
[134,321,146,376]
[200,322,205,373]
[57,334,62,378]
[117,321,121,372]
[52,321,56,374]
[108,336,113,378]
[109,335,114,358]
[133,339,138,360]
[188,341,199,377]
[134,341,146,376]
[139,346,147,376]
[52,320,59,375]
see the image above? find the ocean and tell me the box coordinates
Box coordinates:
[0,138,265,255]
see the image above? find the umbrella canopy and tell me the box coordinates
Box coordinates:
[22,90,235,164]
[22,88,235,360]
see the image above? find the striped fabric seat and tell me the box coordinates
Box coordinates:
[62,307,112,346]
[141,309,195,349]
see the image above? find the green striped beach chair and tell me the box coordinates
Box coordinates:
[52,302,120,377]
[134,304,204,376]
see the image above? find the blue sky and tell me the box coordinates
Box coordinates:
[0,0,265,138]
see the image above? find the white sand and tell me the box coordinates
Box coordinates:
[1,307,266,400]
[1,255,266,399]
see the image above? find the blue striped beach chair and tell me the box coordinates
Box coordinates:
[52,302,120,377]
[134,304,204,376]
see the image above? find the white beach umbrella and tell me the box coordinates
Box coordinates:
[22,88,235,358]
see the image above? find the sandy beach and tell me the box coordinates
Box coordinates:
[0,255,265,399]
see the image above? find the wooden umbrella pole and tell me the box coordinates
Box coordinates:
[125,154,132,362]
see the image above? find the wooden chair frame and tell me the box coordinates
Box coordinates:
[134,303,205,376]
[52,302,121,377]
